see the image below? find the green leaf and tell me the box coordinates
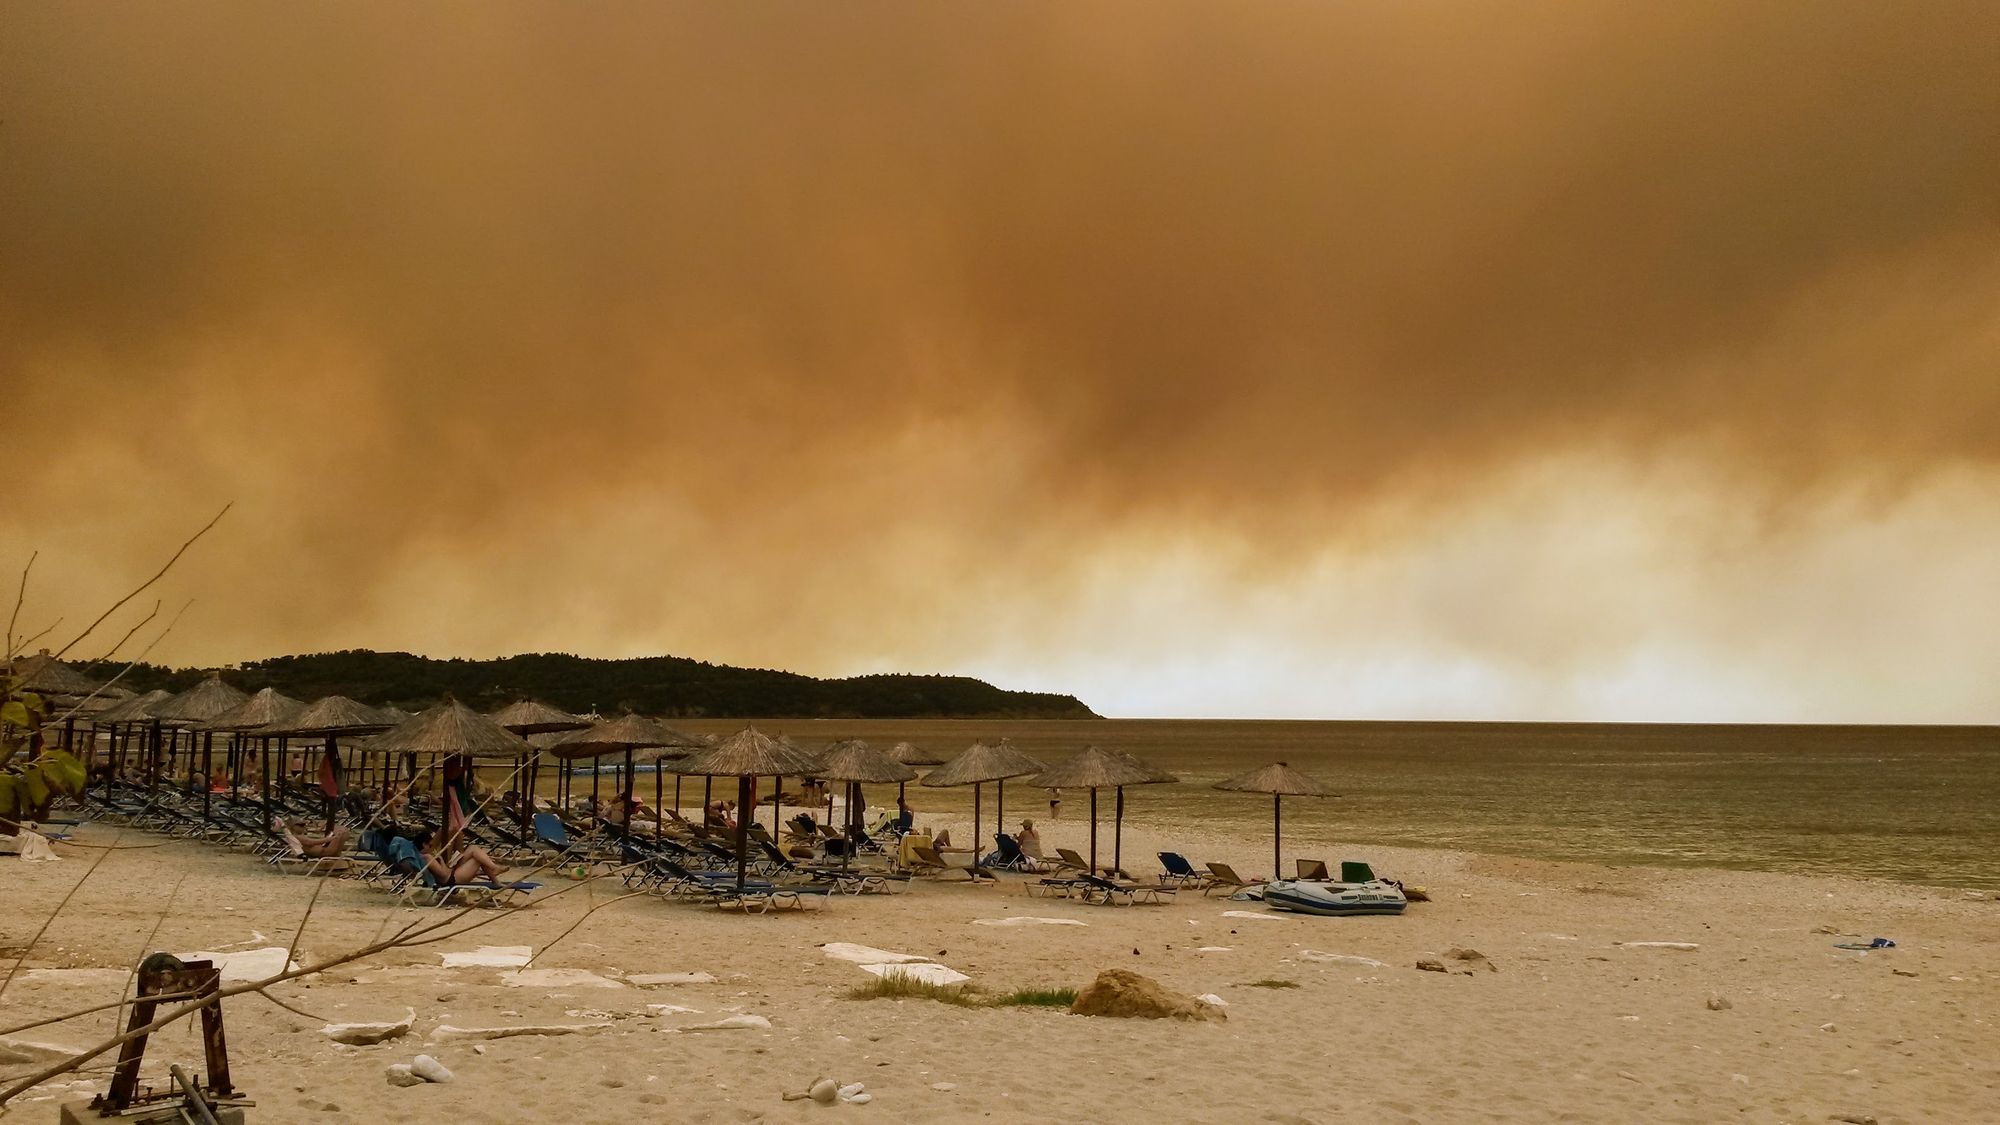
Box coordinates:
[22,767,50,807]
[0,774,18,818]
[46,750,86,795]
[0,701,29,729]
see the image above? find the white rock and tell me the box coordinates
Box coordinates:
[384,1064,423,1087]
[441,946,532,968]
[682,1014,771,1031]
[1820,1022,1838,1033]
[821,943,929,965]
[1220,911,1285,922]
[1297,950,1387,968]
[1195,993,1228,1007]
[322,1009,416,1045]
[410,1054,454,1083]
[1196,946,1233,953]
[837,1083,866,1100]
[845,1092,874,1105]
[860,962,969,987]
[429,1022,608,1042]
[930,1082,956,1092]
[179,947,300,982]
[500,968,623,989]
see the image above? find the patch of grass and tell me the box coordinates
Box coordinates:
[988,987,1077,1008]
[846,975,985,1007]
[846,977,1077,1009]
[1240,979,1302,989]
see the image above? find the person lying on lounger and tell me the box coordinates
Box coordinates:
[412,828,506,887]
[274,817,350,859]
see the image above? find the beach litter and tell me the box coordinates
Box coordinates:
[1614,942,1700,952]
[1832,938,1896,951]
[971,917,1087,926]
[1221,911,1285,922]
[441,945,532,968]
[322,1008,415,1045]
[1196,946,1234,954]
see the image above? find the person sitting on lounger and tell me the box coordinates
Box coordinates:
[894,795,915,835]
[603,789,647,831]
[275,817,350,859]
[412,827,505,887]
[1016,819,1047,861]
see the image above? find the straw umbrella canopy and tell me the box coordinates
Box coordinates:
[816,740,916,867]
[671,726,818,891]
[262,694,398,828]
[488,700,589,736]
[147,672,249,821]
[368,699,535,759]
[202,687,306,732]
[150,672,250,726]
[1213,761,1337,878]
[263,695,395,737]
[920,739,1046,865]
[539,712,702,827]
[91,688,170,726]
[1029,746,1175,875]
[5,649,105,699]
[885,741,943,802]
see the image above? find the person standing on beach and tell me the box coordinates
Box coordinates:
[1048,788,1062,820]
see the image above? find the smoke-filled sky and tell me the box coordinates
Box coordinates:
[3,3,1997,720]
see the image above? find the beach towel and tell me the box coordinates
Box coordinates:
[17,828,59,862]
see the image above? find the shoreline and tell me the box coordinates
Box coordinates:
[5,816,1995,1123]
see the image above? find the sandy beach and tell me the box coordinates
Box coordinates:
[4,814,1995,1125]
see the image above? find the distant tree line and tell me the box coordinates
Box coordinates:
[90,649,1101,720]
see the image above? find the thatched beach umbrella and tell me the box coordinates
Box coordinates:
[264,694,396,828]
[886,741,943,802]
[370,699,535,848]
[1029,746,1174,875]
[542,712,701,830]
[6,649,105,700]
[920,739,1046,866]
[87,688,168,789]
[671,726,817,892]
[204,687,305,732]
[817,740,916,867]
[489,700,590,835]
[203,687,306,826]
[151,673,250,823]
[1213,761,1337,879]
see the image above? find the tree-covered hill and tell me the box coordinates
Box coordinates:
[91,650,1100,720]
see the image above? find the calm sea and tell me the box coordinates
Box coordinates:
[668,719,2000,888]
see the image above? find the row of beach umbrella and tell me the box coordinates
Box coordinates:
[12,651,1342,892]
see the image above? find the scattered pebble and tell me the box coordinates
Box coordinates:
[1706,996,1733,1011]
[410,1055,454,1083]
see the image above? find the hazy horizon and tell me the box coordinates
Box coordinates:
[5,3,1996,723]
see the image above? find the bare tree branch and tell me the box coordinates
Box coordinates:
[11,616,61,657]
[52,503,229,662]
[46,600,193,727]
[5,550,35,660]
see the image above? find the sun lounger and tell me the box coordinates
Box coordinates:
[1204,862,1266,897]
[1158,852,1214,889]
[1079,874,1175,906]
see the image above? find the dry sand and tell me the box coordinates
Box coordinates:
[3,815,1995,1124]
